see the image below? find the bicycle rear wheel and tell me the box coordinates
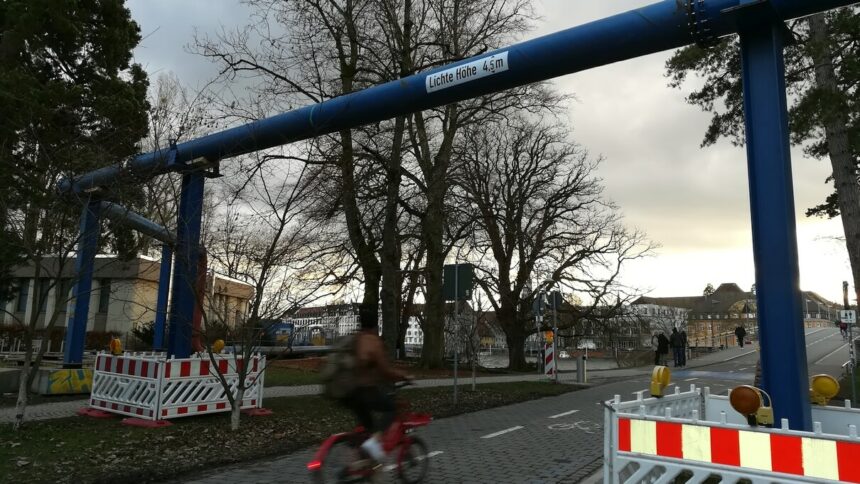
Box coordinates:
[312,440,362,484]
[397,436,429,484]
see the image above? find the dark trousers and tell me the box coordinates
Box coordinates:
[673,346,684,367]
[348,386,396,435]
[737,337,745,348]
[654,350,660,365]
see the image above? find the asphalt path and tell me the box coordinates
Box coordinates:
[177,328,851,484]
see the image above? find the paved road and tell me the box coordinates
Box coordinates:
[177,328,851,484]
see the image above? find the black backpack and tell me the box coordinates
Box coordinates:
[321,334,357,400]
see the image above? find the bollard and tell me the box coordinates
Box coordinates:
[576,355,587,383]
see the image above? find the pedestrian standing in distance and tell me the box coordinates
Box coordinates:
[651,333,660,365]
[669,328,683,367]
[734,325,747,348]
[679,328,688,367]
[657,332,670,366]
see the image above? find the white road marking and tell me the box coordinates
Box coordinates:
[683,378,698,382]
[481,426,524,439]
[738,367,749,371]
[814,344,848,365]
[383,451,444,472]
[548,409,580,419]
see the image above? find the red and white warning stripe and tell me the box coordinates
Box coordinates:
[95,354,159,379]
[159,399,256,419]
[162,356,261,379]
[89,398,154,419]
[618,417,860,482]
[544,343,555,377]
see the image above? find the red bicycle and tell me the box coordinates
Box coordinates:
[307,382,432,483]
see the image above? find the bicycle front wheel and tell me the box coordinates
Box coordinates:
[397,436,429,484]
[312,439,360,484]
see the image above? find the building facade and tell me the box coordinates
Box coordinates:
[3,255,253,337]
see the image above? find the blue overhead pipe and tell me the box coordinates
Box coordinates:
[59,0,855,194]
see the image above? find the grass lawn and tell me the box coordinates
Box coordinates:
[262,366,323,387]
[0,381,579,484]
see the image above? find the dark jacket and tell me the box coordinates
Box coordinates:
[657,334,670,353]
[734,326,747,338]
[669,331,682,348]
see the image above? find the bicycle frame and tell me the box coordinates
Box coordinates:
[307,410,432,477]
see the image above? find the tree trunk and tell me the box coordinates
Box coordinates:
[809,14,860,303]
[13,340,33,431]
[363,270,381,330]
[505,330,527,371]
[380,117,406,358]
[419,208,445,368]
[231,385,244,431]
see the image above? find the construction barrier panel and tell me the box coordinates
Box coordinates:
[89,352,265,421]
[545,342,555,378]
[604,385,860,483]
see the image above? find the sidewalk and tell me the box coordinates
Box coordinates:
[0,346,754,424]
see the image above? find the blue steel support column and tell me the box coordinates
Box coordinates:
[167,172,205,358]
[63,199,101,368]
[739,14,811,430]
[153,243,172,350]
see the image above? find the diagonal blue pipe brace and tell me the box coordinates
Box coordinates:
[99,201,175,245]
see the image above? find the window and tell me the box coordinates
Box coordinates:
[58,279,74,311]
[16,279,29,313]
[98,279,111,314]
[38,279,51,313]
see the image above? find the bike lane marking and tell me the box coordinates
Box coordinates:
[548,409,579,419]
[480,426,524,439]
[382,451,444,472]
[813,343,848,365]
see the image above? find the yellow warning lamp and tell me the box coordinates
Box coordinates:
[109,337,123,356]
[730,385,773,426]
[810,374,840,406]
[545,331,554,343]
[212,339,226,354]
[650,366,671,398]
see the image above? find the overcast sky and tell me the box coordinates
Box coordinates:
[126,0,852,303]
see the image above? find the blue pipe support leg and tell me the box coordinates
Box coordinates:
[167,172,205,358]
[59,0,858,195]
[63,200,101,368]
[739,16,811,430]
[154,244,172,351]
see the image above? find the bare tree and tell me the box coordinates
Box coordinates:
[194,153,341,430]
[455,114,651,369]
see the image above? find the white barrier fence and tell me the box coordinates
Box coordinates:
[90,352,266,421]
[604,386,860,483]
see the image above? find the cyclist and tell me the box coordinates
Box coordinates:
[348,308,413,473]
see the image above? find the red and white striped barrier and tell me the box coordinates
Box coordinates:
[617,417,860,482]
[544,342,555,378]
[604,386,860,483]
[89,352,265,421]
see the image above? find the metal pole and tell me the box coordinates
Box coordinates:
[453,263,458,406]
[553,292,559,384]
[851,324,856,406]
[739,12,811,430]
[63,199,101,368]
[153,244,172,350]
[167,171,206,359]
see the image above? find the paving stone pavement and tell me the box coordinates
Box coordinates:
[170,380,636,484]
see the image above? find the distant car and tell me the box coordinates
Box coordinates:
[558,350,571,359]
